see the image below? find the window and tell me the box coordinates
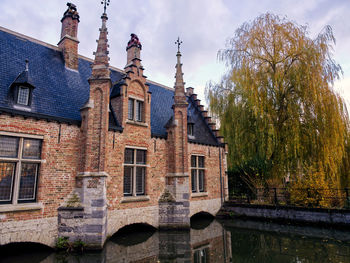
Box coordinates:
[191,155,205,193]
[136,101,143,122]
[124,148,147,196]
[17,86,30,105]
[188,123,194,136]
[128,98,134,120]
[128,98,143,122]
[0,135,42,204]
[193,247,209,263]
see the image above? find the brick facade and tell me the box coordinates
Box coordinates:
[0,3,228,249]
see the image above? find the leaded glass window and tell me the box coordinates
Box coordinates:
[191,155,205,193]
[0,134,42,204]
[123,148,147,196]
[17,87,30,105]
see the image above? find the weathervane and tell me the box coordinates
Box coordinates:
[175,37,183,52]
[101,0,110,13]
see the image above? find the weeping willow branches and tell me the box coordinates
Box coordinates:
[207,13,349,187]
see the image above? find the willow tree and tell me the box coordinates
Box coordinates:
[207,13,349,187]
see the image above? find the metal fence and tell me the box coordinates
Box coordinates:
[229,187,350,209]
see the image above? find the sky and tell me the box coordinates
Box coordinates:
[1,0,349,106]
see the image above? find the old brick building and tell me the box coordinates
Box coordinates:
[0,3,228,248]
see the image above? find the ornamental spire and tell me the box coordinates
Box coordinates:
[174,37,187,104]
[91,0,110,79]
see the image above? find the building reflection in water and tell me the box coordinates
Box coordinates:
[3,218,350,262]
[104,219,232,263]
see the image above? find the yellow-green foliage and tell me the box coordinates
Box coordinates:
[289,169,344,208]
[207,13,349,188]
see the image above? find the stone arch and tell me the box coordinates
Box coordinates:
[107,206,159,237]
[189,199,222,217]
[0,238,55,248]
[0,242,53,261]
[190,211,215,219]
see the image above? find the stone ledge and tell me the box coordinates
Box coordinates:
[166,172,189,177]
[191,192,208,198]
[0,203,43,213]
[121,195,150,203]
[125,120,149,127]
[77,171,108,177]
[58,206,84,211]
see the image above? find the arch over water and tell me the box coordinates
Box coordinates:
[190,212,215,229]
[0,242,53,261]
[109,223,157,246]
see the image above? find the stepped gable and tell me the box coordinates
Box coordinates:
[0,27,222,146]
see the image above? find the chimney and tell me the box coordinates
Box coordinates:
[58,3,80,70]
[126,34,142,66]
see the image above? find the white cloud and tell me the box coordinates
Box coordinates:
[1,0,349,105]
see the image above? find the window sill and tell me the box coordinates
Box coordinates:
[0,203,43,213]
[126,120,148,127]
[191,192,208,198]
[121,195,150,203]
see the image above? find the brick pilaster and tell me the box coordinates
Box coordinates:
[159,45,190,229]
[58,10,111,250]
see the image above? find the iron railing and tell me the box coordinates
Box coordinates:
[229,187,350,209]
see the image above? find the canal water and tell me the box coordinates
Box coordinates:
[1,217,350,263]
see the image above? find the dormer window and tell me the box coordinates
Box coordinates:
[188,123,194,136]
[128,98,144,122]
[187,115,195,137]
[9,60,35,109]
[17,86,30,105]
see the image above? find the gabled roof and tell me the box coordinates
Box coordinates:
[0,27,220,146]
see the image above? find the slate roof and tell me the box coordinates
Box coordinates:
[0,27,219,146]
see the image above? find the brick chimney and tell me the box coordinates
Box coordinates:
[58,3,80,70]
[126,33,142,66]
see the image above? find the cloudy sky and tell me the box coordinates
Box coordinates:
[1,0,349,105]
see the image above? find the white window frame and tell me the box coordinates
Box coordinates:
[123,147,147,196]
[17,86,30,106]
[191,155,205,193]
[0,133,43,205]
[128,97,144,122]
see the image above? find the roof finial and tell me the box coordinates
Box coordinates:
[25,59,29,71]
[175,37,182,53]
[101,0,110,14]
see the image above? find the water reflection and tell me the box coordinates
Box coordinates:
[223,219,350,263]
[2,218,350,262]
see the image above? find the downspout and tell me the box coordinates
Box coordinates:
[219,147,223,205]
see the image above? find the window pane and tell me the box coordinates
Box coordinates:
[0,162,15,202]
[136,150,146,164]
[22,139,42,159]
[0,136,19,158]
[128,99,134,120]
[136,167,145,195]
[191,169,197,192]
[18,163,38,201]
[123,166,133,196]
[198,156,205,168]
[17,87,29,105]
[136,101,143,122]
[191,156,196,168]
[187,124,193,136]
[124,148,134,164]
[198,170,205,192]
